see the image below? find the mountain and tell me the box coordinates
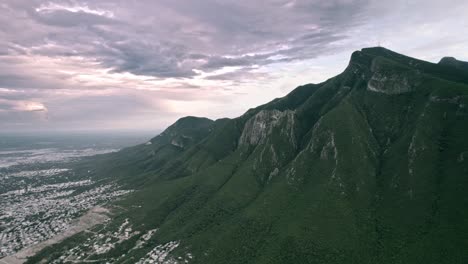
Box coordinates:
[439,56,468,72]
[27,47,468,264]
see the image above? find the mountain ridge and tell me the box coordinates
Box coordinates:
[160,46,468,138]
[27,47,468,264]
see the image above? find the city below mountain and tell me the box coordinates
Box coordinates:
[3,47,468,264]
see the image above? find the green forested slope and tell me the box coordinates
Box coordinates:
[30,47,468,263]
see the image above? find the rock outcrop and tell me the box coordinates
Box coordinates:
[238,109,296,147]
[367,57,421,94]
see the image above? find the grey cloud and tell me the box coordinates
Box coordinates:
[0,72,64,90]
[0,74,35,89]
[201,55,262,70]
[0,58,71,90]
[0,0,382,131]
[31,9,116,27]
[1,0,467,131]
[0,0,369,79]
[205,69,270,82]
[98,40,197,78]
[0,99,19,112]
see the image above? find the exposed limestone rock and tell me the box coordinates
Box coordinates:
[254,144,276,171]
[267,168,279,183]
[270,145,278,165]
[307,128,339,181]
[320,132,337,161]
[458,152,466,163]
[285,167,297,185]
[367,58,421,94]
[429,95,461,104]
[457,103,468,116]
[307,117,323,152]
[170,138,184,148]
[408,133,417,178]
[238,109,296,146]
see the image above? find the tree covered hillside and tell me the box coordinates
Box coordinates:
[28,47,468,264]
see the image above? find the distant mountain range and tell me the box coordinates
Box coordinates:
[29,47,468,263]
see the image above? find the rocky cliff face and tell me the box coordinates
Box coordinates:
[239,109,297,147]
[367,57,422,94]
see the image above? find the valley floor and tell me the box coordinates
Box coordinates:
[0,206,110,264]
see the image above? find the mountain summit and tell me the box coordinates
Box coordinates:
[28,47,468,264]
[439,56,468,72]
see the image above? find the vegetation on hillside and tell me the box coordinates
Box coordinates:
[29,47,468,264]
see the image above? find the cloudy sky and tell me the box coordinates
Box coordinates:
[1,0,467,132]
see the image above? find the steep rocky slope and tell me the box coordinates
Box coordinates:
[29,47,468,264]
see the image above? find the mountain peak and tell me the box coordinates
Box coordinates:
[161,116,213,136]
[439,56,458,63]
[439,56,468,71]
[172,116,213,127]
[361,46,392,54]
[150,116,213,149]
[349,46,412,66]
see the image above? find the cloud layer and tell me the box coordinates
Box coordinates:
[1,0,467,131]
